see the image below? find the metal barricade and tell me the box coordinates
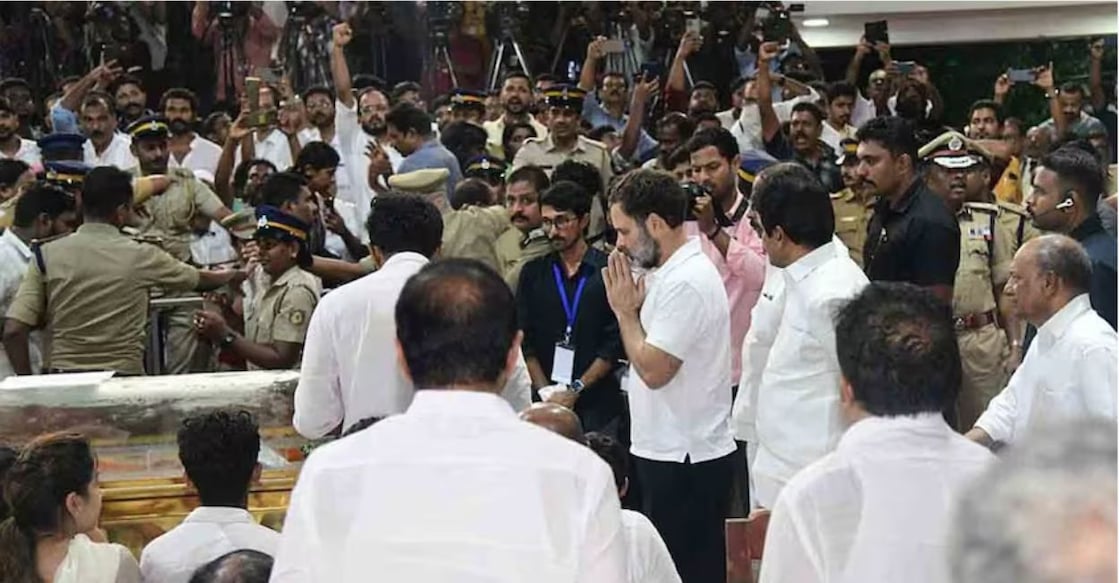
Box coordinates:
[144,296,205,376]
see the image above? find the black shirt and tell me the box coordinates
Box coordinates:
[1071,215,1118,329]
[516,247,624,428]
[863,178,961,286]
[764,133,844,193]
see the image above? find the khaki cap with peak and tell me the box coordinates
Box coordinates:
[388,168,450,193]
[919,130,994,169]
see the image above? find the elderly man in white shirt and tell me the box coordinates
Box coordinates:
[604,170,737,583]
[731,164,868,509]
[295,194,530,438]
[967,235,1118,448]
[140,411,278,583]
[0,183,78,378]
[271,258,626,583]
[79,94,139,171]
[759,282,995,583]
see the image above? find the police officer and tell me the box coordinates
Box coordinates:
[830,138,876,268]
[920,130,1027,430]
[127,115,235,373]
[511,85,613,241]
[463,153,507,200]
[449,89,488,126]
[194,206,319,371]
[2,166,245,375]
[496,164,552,290]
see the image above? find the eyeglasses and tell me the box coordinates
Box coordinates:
[541,213,578,231]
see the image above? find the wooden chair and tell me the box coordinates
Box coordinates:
[725,509,772,583]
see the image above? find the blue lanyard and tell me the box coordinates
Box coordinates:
[552,263,588,344]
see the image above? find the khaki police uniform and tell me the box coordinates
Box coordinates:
[442,205,511,273]
[244,264,319,371]
[919,130,1033,429]
[830,188,875,269]
[483,116,550,160]
[512,134,613,241]
[388,168,452,214]
[133,166,228,374]
[496,225,551,290]
[5,223,200,375]
[952,201,1019,428]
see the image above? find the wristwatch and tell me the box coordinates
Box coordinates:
[219,332,236,347]
[570,379,586,394]
[705,225,721,240]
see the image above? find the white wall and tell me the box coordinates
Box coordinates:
[796,2,1118,48]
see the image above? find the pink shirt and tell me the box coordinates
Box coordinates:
[684,194,767,380]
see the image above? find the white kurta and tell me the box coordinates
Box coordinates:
[759,414,994,583]
[734,241,868,508]
[140,506,279,583]
[622,509,681,583]
[270,391,627,583]
[974,294,1118,444]
[294,252,531,438]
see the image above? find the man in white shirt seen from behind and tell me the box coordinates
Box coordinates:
[271,258,626,583]
[603,169,736,583]
[162,88,223,178]
[295,194,530,438]
[760,282,995,583]
[966,234,1118,448]
[732,163,868,509]
[140,410,278,583]
[0,183,78,379]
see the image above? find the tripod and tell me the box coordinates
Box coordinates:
[216,17,240,107]
[487,22,531,91]
[425,34,458,91]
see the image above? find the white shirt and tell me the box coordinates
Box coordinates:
[622,510,681,583]
[189,221,238,268]
[168,134,223,176]
[0,138,42,167]
[83,133,138,171]
[975,294,1118,444]
[140,506,279,583]
[294,252,531,438]
[0,228,41,377]
[627,237,736,463]
[729,89,821,155]
[733,241,868,508]
[242,128,293,172]
[270,390,627,583]
[55,534,140,583]
[759,414,994,583]
[349,131,403,241]
[820,121,857,152]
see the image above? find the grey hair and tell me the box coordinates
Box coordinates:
[1031,233,1092,295]
[950,418,1117,583]
[189,550,274,583]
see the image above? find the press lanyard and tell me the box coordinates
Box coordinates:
[553,263,588,345]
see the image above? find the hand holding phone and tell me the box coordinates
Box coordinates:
[601,39,626,54]
[1006,68,1036,84]
[864,20,889,45]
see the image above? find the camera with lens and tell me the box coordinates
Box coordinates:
[212,0,249,22]
[681,181,708,221]
[427,1,462,45]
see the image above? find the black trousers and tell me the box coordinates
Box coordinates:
[634,450,736,583]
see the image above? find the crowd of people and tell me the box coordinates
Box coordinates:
[0,2,1116,582]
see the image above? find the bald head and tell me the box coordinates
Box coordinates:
[1021,234,1092,295]
[1010,234,1093,326]
[519,403,586,444]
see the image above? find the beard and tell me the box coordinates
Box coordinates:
[625,226,661,269]
[168,119,192,135]
[362,120,385,136]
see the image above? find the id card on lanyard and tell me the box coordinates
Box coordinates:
[551,263,587,385]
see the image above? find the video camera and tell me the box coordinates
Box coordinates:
[682,181,734,227]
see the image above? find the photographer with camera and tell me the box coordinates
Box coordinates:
[191,0,279,106]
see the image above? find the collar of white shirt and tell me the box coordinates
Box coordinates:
[837,412,948,454]
[1037,293,1093,347]
[649,237,703,284]
[1,228,31,261]
[380,251,429,273]
[406,390,515,420]
[182,506,257,526]
[784,241,838,283]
